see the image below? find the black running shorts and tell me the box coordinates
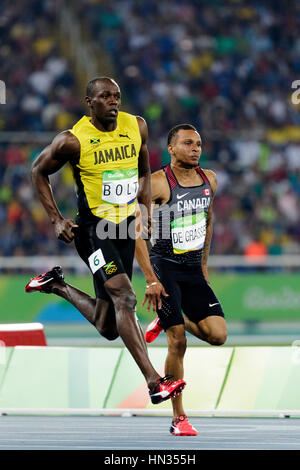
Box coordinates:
[150,256,225,330]
[74,217,135,300]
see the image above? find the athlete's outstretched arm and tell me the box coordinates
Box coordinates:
[201,170,218,284]
[31,131,80,243]
[135,171,169,312]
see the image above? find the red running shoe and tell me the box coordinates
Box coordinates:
[145,316,163,343]
[149,375,186,404]
[170,415,198,436]
[25,266,64,293]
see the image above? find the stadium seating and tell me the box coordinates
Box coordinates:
[0,0,299,258]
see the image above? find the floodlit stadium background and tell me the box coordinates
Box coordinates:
[1,0,300,346]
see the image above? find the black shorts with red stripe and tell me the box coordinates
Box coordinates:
[150,255,225,330]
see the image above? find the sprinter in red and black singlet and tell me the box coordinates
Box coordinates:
[150,164,212,265]
[135,124,227,436]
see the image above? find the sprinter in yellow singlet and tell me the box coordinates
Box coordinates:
[25,78,186,405]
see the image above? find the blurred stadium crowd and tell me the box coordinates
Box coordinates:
[0,0,300,257]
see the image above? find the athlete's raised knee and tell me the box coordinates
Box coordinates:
[208,331,227,346]
[115,291,137,311]
[107,288,137,313]
[98,327,119,341]
[106,281,137,309]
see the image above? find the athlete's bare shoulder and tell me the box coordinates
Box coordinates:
[151,169,170,204]
[31,130,80,177]
[136,115,146,125]
[151,169,165,182]
[135,116,148,143]
[51,130,80,161]
[202,168,218,195]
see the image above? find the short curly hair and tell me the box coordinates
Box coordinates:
[167,124,198,145]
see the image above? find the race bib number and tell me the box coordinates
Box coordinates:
[171,213,207,254]
[102,169,139,205]
[88,248,106,274]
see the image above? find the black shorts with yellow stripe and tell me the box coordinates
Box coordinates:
[74,216,135,300]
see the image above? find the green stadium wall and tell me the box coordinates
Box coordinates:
[1,346,300,414]
[1,272,300,324]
